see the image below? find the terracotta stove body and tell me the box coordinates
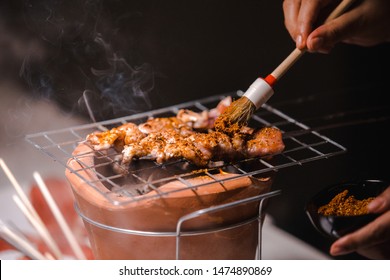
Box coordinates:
[66,143,274,260]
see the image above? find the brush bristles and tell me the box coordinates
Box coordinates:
[214,96,256,134]
[228,97,256,124]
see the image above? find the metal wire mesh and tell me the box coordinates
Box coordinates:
[26,91,347,206]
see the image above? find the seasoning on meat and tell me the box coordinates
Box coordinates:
[85,97,285,167]
[318,189,375,216]
[214,100,250,135]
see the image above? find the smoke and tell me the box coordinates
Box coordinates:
[19,0,155,121]
[86,35,154,119]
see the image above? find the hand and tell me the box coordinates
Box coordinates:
[329,186,390,259]
[283,0,390,53]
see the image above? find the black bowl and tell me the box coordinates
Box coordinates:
[305,179,388,239]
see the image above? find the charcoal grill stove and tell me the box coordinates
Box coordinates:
[25,91,347,260]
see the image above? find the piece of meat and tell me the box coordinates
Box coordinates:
[121,127,284,167]
[122,129,184,164]
[138,117,193,136]
[208,96,232,124]
[86,123,144,151]
[176,96,232,129]
[246,127,285,157]
[86,128,121,150]
[176,109,210,129]
[121,130,219,166]
[85,97,285,167]
[87,97,233,151]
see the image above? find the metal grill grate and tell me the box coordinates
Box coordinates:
[26,91,347,206]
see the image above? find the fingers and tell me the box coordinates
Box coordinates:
[283,0,332,49]
[283,0,302,46]
[295,0,325,49]
[368,187,390,213]
[306,7,363,53]
[330,211,390,256]
[330,186,390,256]
[283,0,390,53]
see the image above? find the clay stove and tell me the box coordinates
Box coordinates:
[66,141,278,259]
[26,92,347,259]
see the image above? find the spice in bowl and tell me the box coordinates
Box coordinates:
[306,179,387,238]
[318,189,375,216]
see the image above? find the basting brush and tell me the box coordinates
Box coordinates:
[215,0,357,130]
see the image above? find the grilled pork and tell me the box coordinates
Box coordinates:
[86,97,285,166]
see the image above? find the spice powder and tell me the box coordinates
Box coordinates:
[318,189,375,216]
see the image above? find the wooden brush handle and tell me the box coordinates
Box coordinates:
[270,0,357,80]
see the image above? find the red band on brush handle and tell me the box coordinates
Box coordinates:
[264,74,277,87]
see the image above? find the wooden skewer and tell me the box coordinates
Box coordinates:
[0,221,48,260]
[0,159,37,218]
[0,158,63,259]
[44,251,56,260]
[12,195,63,259]
[33,172,86,260]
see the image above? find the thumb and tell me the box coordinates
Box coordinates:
[368,186,390,213]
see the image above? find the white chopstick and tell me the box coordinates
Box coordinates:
[0,158,63,259]
[33,172,86,260]
[12,195,63,259]
[0,159,37,218]
[0,221,48,260]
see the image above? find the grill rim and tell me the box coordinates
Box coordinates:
[25,91,347,206]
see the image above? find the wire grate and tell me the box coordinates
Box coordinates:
[26,91,347,206]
